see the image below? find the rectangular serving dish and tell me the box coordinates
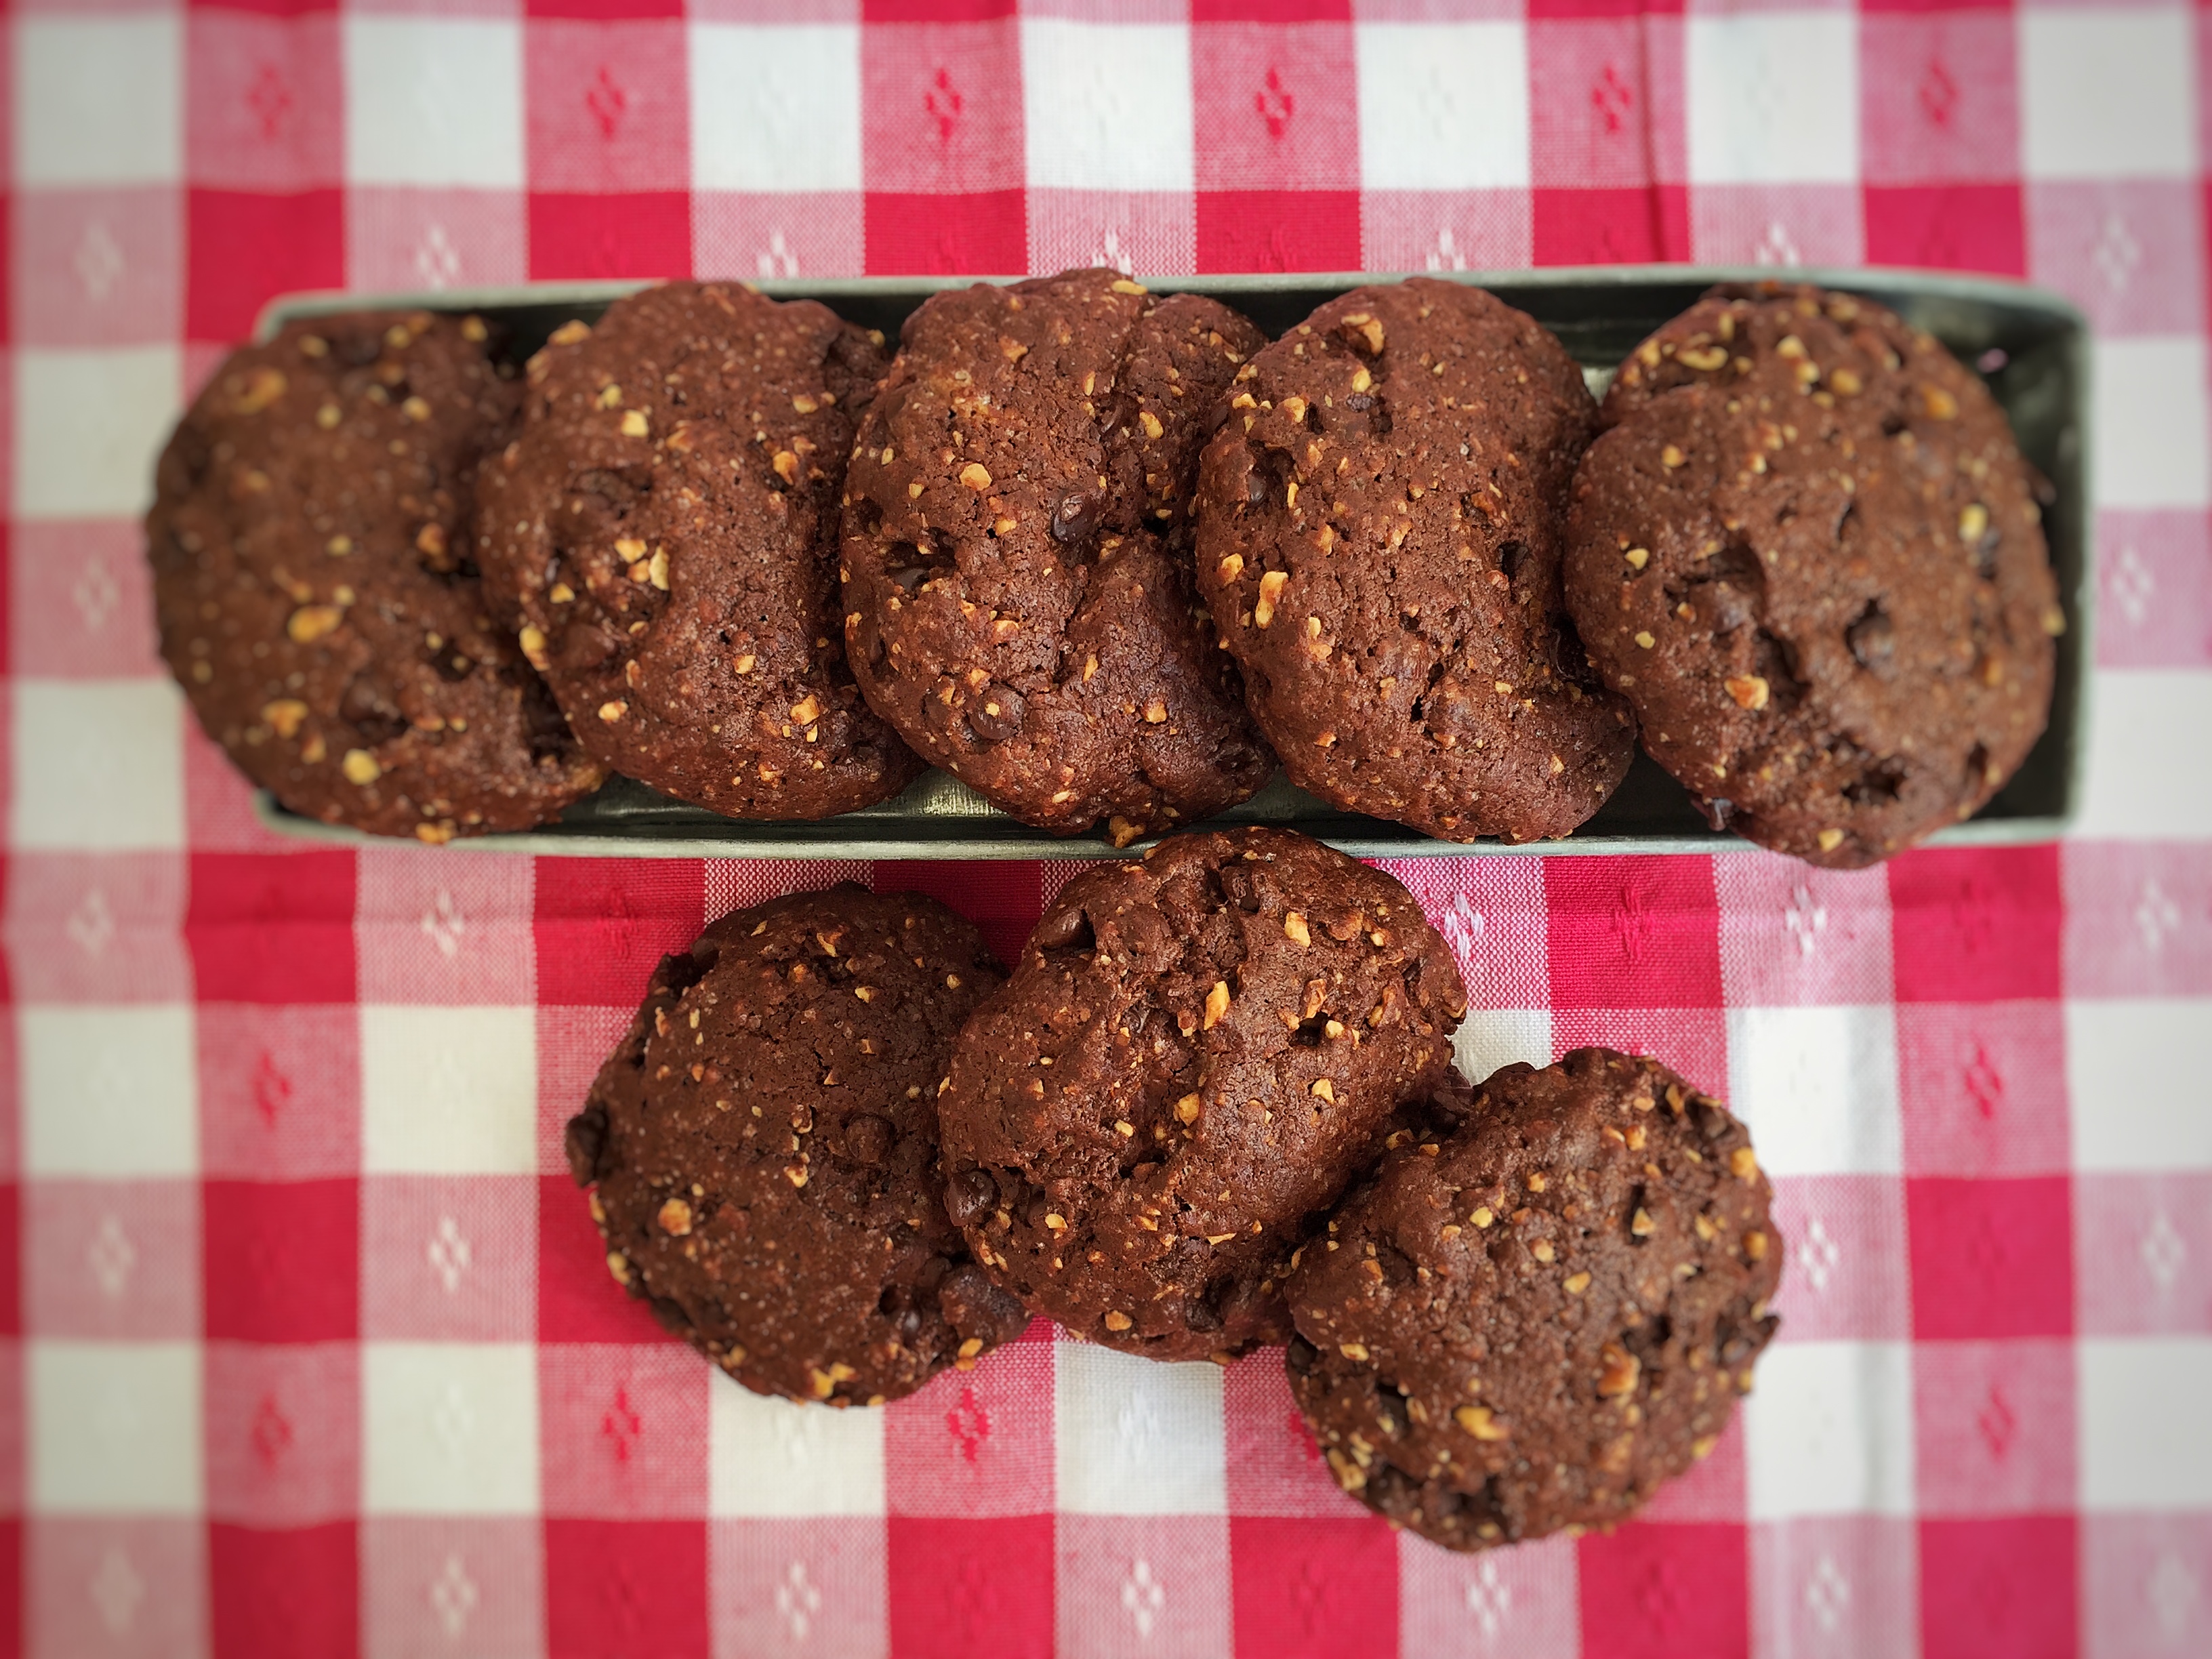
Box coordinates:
[252,266,2090,861]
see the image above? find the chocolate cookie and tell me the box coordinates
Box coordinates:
[565,885,1028,1407]
[148,312,602,840]
[935,827,1467,1361]
[840,268,1275,845]
[1565,283,2062,867]
[1195,279,1635,843]
[475,282,923,819]
[1286,1048,1780,1551]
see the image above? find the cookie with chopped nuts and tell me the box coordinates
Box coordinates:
[565,884,1027,1407]
[935,827,1467,1362]
[840,268,1275,846]
[1565,283,2062,867]
[147,311,603,841]
[475,281,924,819]
[1194,279,1635,843]
[1285,1047,1780,1551]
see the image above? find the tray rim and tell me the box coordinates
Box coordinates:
[247,264,2094,861]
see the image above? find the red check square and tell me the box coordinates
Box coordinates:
[203,1179,359,1344]
[187,851,356,1006]
[533,859,703,1008]
[1230,1515,1399,1658]
[1908,1176,2075,1341]
[543,1519,710,1659]
[537,1174,689,1347]
[887,1515,1054,1659]
[1862,184,2026,277]
[185,188,344,346]
[1533,185,1692,265]
[1196,190,1361,273]
[1889,846,2063,1005]
[1546,857,1723,1011]
[863,190,1027,275]
[527,190,692,279]
[1578,1522,1748,1659]
[1919,1515,2078,1659]
[209,1523,359,1659]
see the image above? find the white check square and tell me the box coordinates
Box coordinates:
[1355,22,1530,192]
[14,348,182,520]
[344,18,523,189]
[2022,7,2195,182]
[1745,1341,1916,1520]
[1726,1005,1902,1178]
[708,1372,884,1517]
[12,680,186,855]
[1686,15,1858,186]
[22,1005,197,1179]
[2076,670,2212,843]
[690,24,861,194]
[1453,1008,1553,1088]
[363,1343,540,1515]
[361,1006,539,1176]
[15,17,180,188]
[1057,1343,1226,1515]
[31,1340,202,1513]
[1023,20,1194,193]
[2093,338,2210,511]
[2081,1338,2212,1511]
[2070,1001,2212,1172]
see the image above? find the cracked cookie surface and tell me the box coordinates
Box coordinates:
[148,311,602,840]
[1195,278,1634,842]
[1565,283,2061,867]
[840,268,1275,844]
[1286,1048,1780,1551]
[476,281,922,819]
[566,885,1027,1407]
[935,827,1466,1362]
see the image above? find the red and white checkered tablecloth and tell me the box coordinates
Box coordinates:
[4,1,2210,1655]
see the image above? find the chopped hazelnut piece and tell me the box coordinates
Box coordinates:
[1254,570,1287,628]
[1454,1404,1507,1440]
[1725,674,1769,711]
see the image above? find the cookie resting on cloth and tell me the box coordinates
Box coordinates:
[1565,283,2062,867]
[935,826,1467,1363]
[1286,1048,1780,1550]
[474,281,922,820]
[148,311,602,841]
[566,885,1029,1406]
[840,268,1275,844]
[1195,278,1635,843]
